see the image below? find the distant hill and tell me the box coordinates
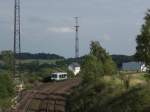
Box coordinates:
[111,55,135,69]
[16,53,65,60]
[56,55,135,69]
[0,52,135,69]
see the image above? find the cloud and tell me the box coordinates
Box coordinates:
[47,27,73,33]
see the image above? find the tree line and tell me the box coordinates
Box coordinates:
[0,51,135,69]
[0,52,64,60]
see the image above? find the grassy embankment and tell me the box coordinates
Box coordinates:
[68,72,150,112]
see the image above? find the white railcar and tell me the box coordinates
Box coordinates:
[51,72,68,81]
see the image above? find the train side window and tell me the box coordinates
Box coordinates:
[59,75,62,78]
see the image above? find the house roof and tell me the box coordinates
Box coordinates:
[122,61,144,71]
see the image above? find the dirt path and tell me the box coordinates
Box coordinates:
[15,78,80,112]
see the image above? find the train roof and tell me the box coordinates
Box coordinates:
[52,72,67,75]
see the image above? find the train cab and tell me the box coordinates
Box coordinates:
[51,72,68,81]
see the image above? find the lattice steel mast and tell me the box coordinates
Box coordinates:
[13,0,21,79]
[74,17,79,58]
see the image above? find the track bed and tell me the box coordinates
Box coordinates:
[15,78,80,112]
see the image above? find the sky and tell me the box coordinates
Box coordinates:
[0,0,150,58]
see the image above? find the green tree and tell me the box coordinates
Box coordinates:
[135,10,150,70]
[1,50,14,71]
[0,71,15,110]
[90,41,117,75]
[0,74,15,98]
[90,41,108,63]
[103,56,117,75]
[81,41,117,85]
[67,41,118,112]
[81,55,104,84]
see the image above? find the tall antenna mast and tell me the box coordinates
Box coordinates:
[74,17,79,59]
[13,0,21,79]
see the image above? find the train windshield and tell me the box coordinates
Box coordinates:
[52,74,57,78]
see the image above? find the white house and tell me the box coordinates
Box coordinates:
[140,64,147,72]
[68,63,80,75]
[122,62,147,72]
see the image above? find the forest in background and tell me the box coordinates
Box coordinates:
[0,52,135,69]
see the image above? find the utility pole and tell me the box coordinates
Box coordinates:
[74,17,79,59]
[12,0,24,109]
[13,0,21,79]
[12,0,23,108]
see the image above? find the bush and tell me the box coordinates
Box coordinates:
[0,72,15,110]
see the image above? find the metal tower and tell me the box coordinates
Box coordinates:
[13,0,21,79]
[74,17,79,58]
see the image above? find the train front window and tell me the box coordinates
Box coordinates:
[52,74,57,78]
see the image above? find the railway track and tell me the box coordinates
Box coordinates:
[15,78,80,112]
